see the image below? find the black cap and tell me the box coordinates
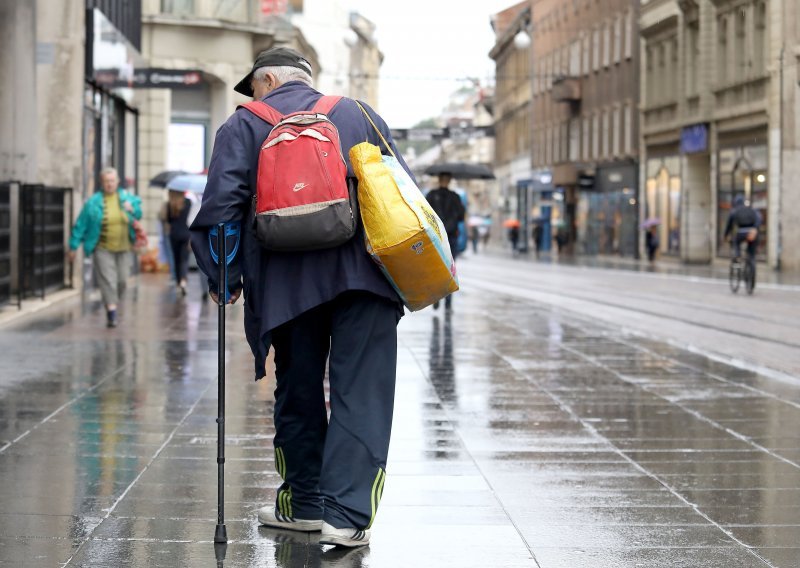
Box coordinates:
[234,47,313,97]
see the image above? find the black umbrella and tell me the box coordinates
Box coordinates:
[425,162,495,180]
[149,170,188,188]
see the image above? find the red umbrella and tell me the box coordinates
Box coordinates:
[503,218,521,228]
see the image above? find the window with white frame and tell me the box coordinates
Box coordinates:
[624,103,632,153]
[624,10,633,59]
[554,123,561,162]
[592,113,600,158]
[718,15,728,84]
[603,23,611,67]
[582,32,590,75]
[569,119,580,161]
[570,40,581,76]
[601,110,609,157]
[613,15,622,63]
[593,28,600,71]
[686,21,700,95]
[582,116,590,160]
[612,106,621,156]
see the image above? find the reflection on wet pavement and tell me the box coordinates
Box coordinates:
[0,273,799,566]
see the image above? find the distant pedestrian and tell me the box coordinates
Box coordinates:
[532,222,543,258]
[470,224,480,254]
[425,173,465,310]
[508,225,520,256]
[189,46,411,548]
[68,167,142,328]
[645,226,659,263]
[165,190,192,296]
[479,223,490,247]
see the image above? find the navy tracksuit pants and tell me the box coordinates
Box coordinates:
[269,291,399,530]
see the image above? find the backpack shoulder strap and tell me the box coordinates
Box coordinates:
[237,101,284,125]
[311,95,343,116]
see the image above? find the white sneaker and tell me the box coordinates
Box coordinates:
[257,506,323,532]
[319,521,371,547]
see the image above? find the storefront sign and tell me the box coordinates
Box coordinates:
[390,125,492,141]
[86,9,144,89]
[680,123,708,154]
[95,68,204,89]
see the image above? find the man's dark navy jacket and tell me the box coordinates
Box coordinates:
[190,82,412,380]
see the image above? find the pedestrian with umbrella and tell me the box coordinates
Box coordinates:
[160,174,208,297]
[425,172,465,310]
[503,218,521,256]
[641,218,661,263]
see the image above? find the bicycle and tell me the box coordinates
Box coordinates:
[729,255,756,295]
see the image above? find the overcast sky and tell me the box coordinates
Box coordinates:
[348,1,518,128]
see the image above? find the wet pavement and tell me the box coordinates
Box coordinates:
[1,267,800,567]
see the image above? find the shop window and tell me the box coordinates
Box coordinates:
[645,158,681,255]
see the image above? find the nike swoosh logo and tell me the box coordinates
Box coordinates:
[292,183,308,192]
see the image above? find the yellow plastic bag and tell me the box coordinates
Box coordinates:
[350,141,458,311]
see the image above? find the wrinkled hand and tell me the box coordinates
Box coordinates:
[210,287,242,305]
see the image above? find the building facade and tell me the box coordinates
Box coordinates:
[640,0,799,269]
[530,0,641,257]
[137,0,380,234]
[490,2,535,248]
[0,0,141,305]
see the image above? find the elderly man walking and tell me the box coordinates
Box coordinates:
[190,47,412,548]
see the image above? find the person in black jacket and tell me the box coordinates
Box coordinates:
[724,196,762,262]
[425,173,465,310]
[165,190,192,296]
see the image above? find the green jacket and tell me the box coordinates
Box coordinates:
[69,189,143,255]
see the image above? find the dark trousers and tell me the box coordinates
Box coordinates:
[733,232,757,261]
[269,291,399,529]
[170,236,190,282]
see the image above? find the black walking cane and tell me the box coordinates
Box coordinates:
[214,222,228,545]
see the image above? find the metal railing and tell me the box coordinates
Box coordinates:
[0,183,10,306]
[17,185,73,304]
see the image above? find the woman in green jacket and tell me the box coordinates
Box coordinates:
[68,167,142,327]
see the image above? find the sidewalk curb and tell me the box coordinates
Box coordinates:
[0,289,80,329]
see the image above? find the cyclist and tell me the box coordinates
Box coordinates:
[724,196,761,262]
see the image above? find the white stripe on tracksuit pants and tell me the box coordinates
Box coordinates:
[270,290,398,530]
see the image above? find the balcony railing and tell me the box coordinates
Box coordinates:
[552,76,582,103]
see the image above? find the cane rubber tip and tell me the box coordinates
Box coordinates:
[214,524,228,544]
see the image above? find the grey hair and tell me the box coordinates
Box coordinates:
[100,167,119,179]
[253,65,312,87]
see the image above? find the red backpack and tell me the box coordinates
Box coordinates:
[239,96,356,251]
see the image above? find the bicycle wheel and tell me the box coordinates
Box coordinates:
[745,259,756,295]
[729,261,741,293]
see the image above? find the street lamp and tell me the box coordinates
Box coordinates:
[513,29,531,50]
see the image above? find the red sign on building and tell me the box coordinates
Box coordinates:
[261,0,288,16]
